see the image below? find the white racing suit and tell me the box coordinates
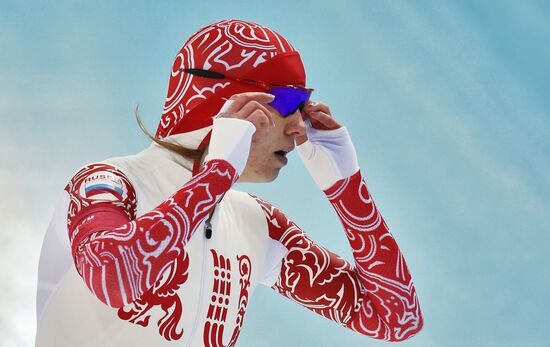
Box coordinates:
[36,117,423,346]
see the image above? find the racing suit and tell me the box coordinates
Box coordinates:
[36,117,423,346]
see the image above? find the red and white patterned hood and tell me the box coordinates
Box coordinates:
[155,19,306,148]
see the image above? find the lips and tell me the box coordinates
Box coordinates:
[274,147,293,165]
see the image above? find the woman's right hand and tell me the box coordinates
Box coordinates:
[204,92,275,176]
[216,92,275,130]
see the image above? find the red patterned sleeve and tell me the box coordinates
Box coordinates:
[65,159,238,308]
[252,169,423,342]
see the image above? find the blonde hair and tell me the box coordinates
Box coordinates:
[134,106,206,160]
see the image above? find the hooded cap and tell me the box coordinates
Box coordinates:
[156,19,306,149]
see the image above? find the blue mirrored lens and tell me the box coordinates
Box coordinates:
[268,87,311,117]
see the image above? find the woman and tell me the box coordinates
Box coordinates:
[36,19,423,346]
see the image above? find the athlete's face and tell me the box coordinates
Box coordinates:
[238,106,307,183]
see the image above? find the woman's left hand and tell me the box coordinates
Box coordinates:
[295,100,359,191]
[296,100,343,145]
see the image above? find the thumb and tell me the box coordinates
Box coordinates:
[295,133,308,146]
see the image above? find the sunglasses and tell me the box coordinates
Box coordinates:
[181,68,314,117]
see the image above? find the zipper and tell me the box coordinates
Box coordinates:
[204,207,215,239]
[186,204,217,346]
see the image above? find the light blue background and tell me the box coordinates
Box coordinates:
[1,1,549,346]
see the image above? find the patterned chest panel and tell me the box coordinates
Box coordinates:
[114,189,268,345]
[203,250,252,347]
[198,190,268,346]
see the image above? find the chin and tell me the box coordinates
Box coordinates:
[238,165,281,183]
[266,167,282,182]
[256,171,279,183]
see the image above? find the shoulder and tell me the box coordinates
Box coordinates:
[64,162,137,220]
[65,162,134,198]
[246,193,301,242]
[220,189,267,223]
[247,193,289,224]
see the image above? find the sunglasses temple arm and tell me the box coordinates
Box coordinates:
[181,69,307,91]
[183,68,226,79]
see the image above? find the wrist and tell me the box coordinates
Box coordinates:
[297,126,359,190]
[204,117,256,176]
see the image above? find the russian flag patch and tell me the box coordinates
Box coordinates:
[81,171,127,201]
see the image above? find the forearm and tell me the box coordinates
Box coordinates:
[324,169,423,341]
[295,116,423,339]
[67,114,255,308]
[71,159,238,307]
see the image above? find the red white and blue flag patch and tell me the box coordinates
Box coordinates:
[80,171,127,201]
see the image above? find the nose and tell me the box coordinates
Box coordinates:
[284,109,307,137]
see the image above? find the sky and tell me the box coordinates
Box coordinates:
[1,0,549,346]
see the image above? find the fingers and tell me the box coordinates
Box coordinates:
[303,100,331,115]
[295,132,308,146]
[218,92,275,131]
[302,100,342,130]
[227,92,274,112]
[247,108,274,129]
[308,111,341,129]
[238,100,274,127]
